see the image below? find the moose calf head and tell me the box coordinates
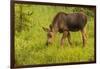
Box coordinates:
[43,26,54,45]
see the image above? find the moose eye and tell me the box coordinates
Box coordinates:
[48,34,52,37]
[47,32,53,37]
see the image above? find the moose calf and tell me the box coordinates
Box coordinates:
[43,12,87,47]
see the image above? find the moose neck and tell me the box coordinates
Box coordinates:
[50,25,58,35]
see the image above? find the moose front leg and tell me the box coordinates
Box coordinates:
[61,31,67,47]
[81,28,87,47]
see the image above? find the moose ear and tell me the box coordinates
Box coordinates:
[49,24,52,29]
[42,27,49,32]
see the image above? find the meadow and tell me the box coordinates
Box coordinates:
[14,3,95,66]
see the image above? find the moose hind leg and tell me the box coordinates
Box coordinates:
[67,32,72,45]
[81,28,87,47]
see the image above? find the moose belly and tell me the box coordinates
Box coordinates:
[58,29,64,33]
[67,23,83,32]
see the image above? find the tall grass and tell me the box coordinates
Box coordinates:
[15,4,95,66]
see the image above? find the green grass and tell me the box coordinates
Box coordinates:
[15,4,95,66]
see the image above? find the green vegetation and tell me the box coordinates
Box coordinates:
[15,4,95,66]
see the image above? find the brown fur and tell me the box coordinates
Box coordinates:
[43,12,87,47]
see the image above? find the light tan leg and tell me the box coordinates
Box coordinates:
[81,28,87,47]
[61,31,67,47]
[67,32,72,45]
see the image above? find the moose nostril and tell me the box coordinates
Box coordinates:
[46,42,48,45]
[46,42,51,46]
